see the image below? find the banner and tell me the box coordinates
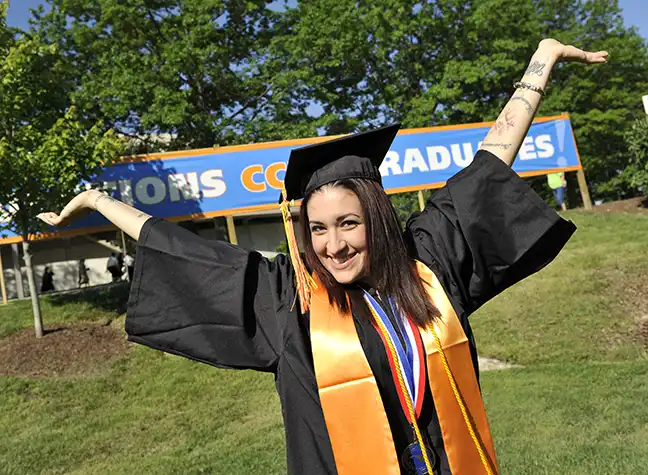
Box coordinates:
[1,115,581,243]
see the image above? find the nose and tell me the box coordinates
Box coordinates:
[326,230,348,256]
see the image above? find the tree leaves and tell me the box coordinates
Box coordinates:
[36,0,285,149]
[619,117,648,193]
[0,13,123,237]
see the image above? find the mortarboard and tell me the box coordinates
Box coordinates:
[279,124,401,313]
[281,123,400,202]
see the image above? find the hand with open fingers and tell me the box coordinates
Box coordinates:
[538,38,609,64]
[37,190,101,228]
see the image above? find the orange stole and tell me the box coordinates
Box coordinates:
[309,262,499,475]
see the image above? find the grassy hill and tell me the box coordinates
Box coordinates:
[1,210,647,474]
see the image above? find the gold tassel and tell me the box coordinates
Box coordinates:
[280,186,317,313]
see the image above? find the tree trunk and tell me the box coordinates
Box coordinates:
[22,240,44,338]
[11,243,25,299]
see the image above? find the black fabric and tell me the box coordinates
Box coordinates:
[405,150,577,318]
[126,223,290,372]
[281,124,399,201]
[305,154,383,197]
[126,149,576,475]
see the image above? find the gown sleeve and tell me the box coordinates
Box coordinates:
[404,150,576,318]
[125,217,296,373]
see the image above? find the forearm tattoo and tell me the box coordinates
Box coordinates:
[524,60,546,76]
[482,142,513,150]
[493,107,516,135]
[510,95,534,115]
[93,193,118,209]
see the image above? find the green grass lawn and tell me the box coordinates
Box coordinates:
[1,211,647,474]
[473,211,648,365]
[482,362,648,475]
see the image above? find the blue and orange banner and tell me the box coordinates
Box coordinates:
[1,115,581,243]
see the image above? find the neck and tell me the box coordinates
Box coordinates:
[355,277,379,293]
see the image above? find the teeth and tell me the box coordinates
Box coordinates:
[332,254,354,264]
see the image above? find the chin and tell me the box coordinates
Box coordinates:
[331,274,356,285]
[328,268,363,285]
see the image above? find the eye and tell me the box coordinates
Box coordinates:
[310,225,325,234]
[341,220,359,229]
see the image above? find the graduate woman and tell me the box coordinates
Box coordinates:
[39,39,607,475]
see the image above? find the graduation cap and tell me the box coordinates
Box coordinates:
[279,124,401,313]
[281,123,400,202]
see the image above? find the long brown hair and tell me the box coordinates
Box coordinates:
[299,178,440,326]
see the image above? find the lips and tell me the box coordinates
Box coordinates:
[329,253,357,270]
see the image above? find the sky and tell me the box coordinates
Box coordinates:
[5,0,648,39]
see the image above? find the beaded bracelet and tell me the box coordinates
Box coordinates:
[513,81,546,97]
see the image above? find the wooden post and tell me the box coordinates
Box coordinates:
[576,169,593,210]
[226,216,238,245]
[0,247,7,305]
[417,191,425,211]
[565,111,592,211]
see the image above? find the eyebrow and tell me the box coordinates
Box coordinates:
[309,213,361,226]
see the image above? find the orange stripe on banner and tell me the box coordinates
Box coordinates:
[0,236,24,244]
[124,136,343,163]
[397,114,569,135]
[517,166,581,177]
[0,224,119,244]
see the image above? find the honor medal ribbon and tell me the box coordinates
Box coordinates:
[363,291,432,474]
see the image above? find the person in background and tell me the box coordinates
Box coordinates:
[40,266,55,293]
[117,253,125,278]
[78,259,90,288]
[547,171,567,211]
[123,253,135,282]
[106,253,121,282]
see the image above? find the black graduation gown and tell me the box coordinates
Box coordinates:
[125,150,576,474]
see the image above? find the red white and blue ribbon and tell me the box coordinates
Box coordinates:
[363,290,426,420]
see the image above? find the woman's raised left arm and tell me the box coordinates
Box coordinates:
[480,39,608,166]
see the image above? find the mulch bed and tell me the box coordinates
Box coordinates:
[0,323,130,378]
[592,196,648,214]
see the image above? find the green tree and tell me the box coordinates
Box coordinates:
[269,0,648,201]
[618,116,648,195]
[0,5,122,337]
[35,0,317,150]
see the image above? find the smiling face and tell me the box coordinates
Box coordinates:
[306,185,368,285]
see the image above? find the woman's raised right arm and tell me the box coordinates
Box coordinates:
[37,189,151,240]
